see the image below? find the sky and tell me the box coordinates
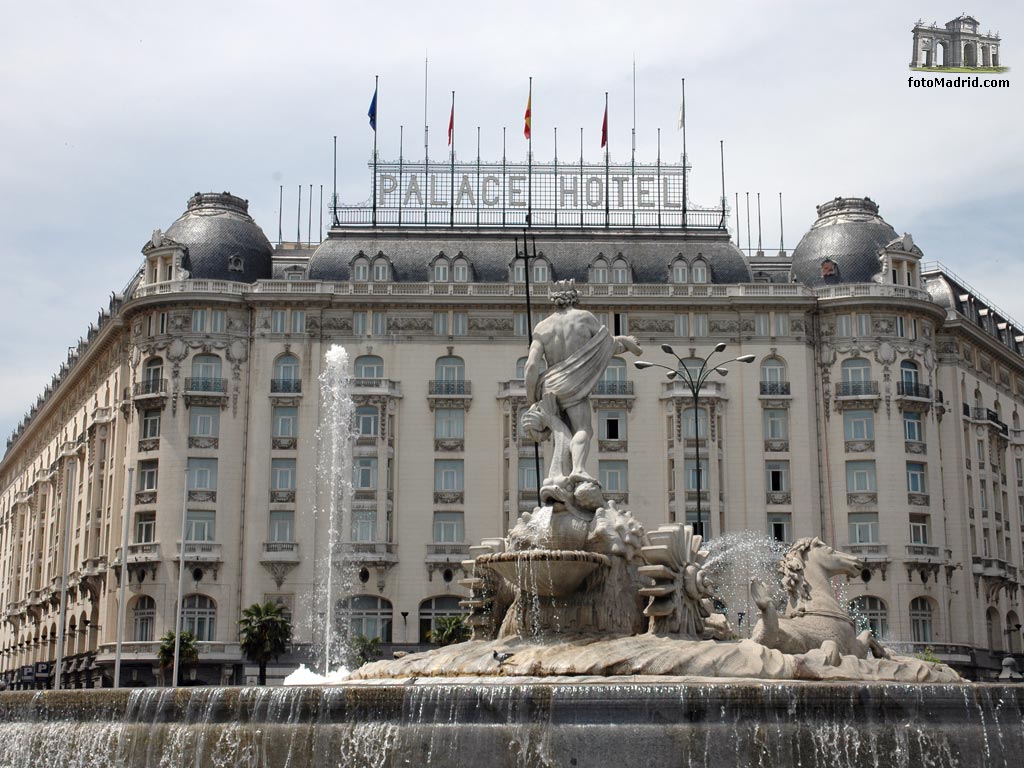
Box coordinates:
[0,0,1021,442]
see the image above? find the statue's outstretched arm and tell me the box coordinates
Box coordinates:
[613,335,643,356]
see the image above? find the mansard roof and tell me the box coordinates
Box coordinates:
[307,229,752,284]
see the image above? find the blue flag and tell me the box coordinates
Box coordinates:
[367,85,377,131]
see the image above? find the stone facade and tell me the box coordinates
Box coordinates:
[911,14,1002,69]
[1,195,1023,689]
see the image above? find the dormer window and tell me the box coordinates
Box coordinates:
[372,257,390,282]
[352,258,369,282]
[692,258,708,284]
[591,257,608,284]
[453,258,469,282]
[434,260,449,282]
[610,257,630,284]
[228,254,244,273]
[671,258,688,284]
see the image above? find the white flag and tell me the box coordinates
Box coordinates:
[678,100,685,130]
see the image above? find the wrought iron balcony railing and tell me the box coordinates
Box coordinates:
[595,380,634,396]
[896,381,931,399]
[429,380,472,396]
[759,381,791,396]
[835,381,879,397]
[184,377,227,393]
[270,378,302,394]
[133,379,167,397]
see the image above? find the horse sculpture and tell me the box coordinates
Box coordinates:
[750,537,888,665]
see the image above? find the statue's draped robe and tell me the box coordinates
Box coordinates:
[534,326,616,408]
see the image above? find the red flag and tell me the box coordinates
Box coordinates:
[447,101,454,146]
[524,93,532,139]
[600,103,608,148]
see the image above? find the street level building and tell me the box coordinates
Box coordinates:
[1,187,1022,688]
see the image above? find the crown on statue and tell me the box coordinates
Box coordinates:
[550,279,579,306]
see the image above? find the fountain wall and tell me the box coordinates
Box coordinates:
[1,681,1021,767]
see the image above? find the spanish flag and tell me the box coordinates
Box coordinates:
[524,88,532,140]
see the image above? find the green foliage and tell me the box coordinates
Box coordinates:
[239,601,293,685]
[427,615,471,647]
[157,630,199,683]
[350,635,381,667]
[916,646,941,664]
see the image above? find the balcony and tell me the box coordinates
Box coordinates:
[434,438,464,452]
[766,491,792,505]
[847,543,889,561]
[270,379,302,395]
[188,436,219,450]
[338,541,398,565]
[905,440,926,455]
[261,541,300,563]
[272,437,297,450]
[907,492,930,507]
[426,543,470,561]
[835,381,879,398]
[183,378,229,408]
[971,556,1009,578]
[896,381,931,400]
[497,379,526,398]
[759,381,791,396]
[133,379,167,398]
[270,489,296,504]
[599,439,628,453]
[847,492,878,507]
[594,381,634,396]
[138,437,160,452]
[905,544,941,561]
[188,489,217,504]
[125,542,161,563]
[352,378,403,398]
[354,489,377,501]
[175,542,224,563]
[429,380,472,396]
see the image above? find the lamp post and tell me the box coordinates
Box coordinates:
[635,343,755,537]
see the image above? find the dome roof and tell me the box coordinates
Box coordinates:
[789,197,898,287]
[165,192,273,283]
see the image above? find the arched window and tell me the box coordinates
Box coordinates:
[274,354,300,382]
[354,355,384,379]
[849,596,888,639]
[432,256,450,282]
[900,360,920,385]
[671,259,688,284]
[435,356,465,381]
[515,356,528,380]
[182,594,216,641]
[133,595,156,642]
[372,257,390,282]
[591,258,608,284]
[533,260,549,283]
[909,597,934,643]
[337,595,393,642]
[610,258,630,284]
[987,607,1002,652]
[1007,611,1022,654]
[190,355,222,391]
[419,595,466,643]
[452,257,470,283]
[761,358,787,384]
[144,357,163,382]
[352,257,369,282]
[355,405,379,437]
[1014,412,1021,430]
[841,358,871,383]
[691,258,708,284]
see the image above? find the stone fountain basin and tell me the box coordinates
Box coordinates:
[478,550,609,597]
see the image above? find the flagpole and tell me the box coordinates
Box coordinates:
[476,126,481,228]
[527,77,533,229]
[579,127,584,228]
[631,56,636,228]
[398,125,404,226]
[502,127,506,228]
[720,139,727,231]
[604,92,609,229]
[424,55,429,227]
[553,126,558,227]
[331,135,339,226]
[372,74,379,227]
[657,127,662,229]
[681,78,688,229]
[454,90,458,227]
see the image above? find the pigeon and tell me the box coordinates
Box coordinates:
[493,650,513,665]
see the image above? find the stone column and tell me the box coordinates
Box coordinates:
[911,32,920,67]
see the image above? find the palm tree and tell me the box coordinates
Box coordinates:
[157,630,199,686]
[428,615,471,646]
[238,601,293,685]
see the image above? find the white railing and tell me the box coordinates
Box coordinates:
[815,284,932,302]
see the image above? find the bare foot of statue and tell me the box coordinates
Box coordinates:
[568,471,597,485]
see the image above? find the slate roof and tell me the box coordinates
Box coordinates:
[307,230,752,284]
[166,193,274,283]
[789,197,899,287]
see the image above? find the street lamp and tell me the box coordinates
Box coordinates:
[635,343,755,537]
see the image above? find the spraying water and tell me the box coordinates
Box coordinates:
[314,345,357,676]
[702,531,788,637]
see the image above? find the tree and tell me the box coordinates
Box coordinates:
[349,635,381,667]
[157,630,199,686]
[238,601,293,685]
[428,615,471,646]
